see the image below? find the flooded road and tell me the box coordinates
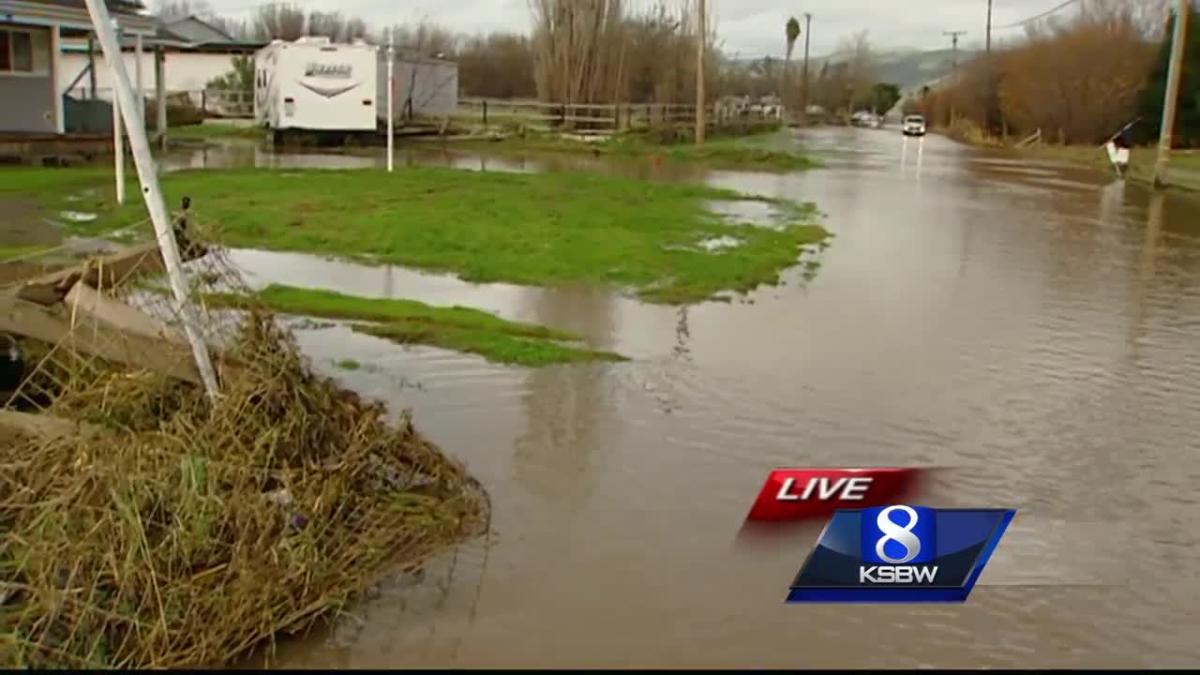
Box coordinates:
[234,128,1200,668]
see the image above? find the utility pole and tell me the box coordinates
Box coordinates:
[695,0,707,145]
[801,13,812,124]
[985,0,995,134]
[986,0,993,53]
[944,30,967,124]
[1154,0,1190,189]
[944,30,966,68]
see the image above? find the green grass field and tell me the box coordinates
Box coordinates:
[3,165,828,304]
[207,284,625,366]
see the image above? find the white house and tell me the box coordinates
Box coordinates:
[58,15,264,104]
[0,0,155,134]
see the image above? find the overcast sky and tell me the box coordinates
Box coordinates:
[186,0,1079,57]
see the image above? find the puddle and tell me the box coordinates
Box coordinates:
[59,210,98,223]
[159,138,712,184]
[696,235,743,252]
[704,199,784,227]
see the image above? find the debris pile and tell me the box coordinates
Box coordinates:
[0,241,487,667]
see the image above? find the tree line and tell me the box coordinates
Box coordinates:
[910,0,1198,146]
[163,0,904,111]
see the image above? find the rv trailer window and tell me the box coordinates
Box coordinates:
[0,31,10,71]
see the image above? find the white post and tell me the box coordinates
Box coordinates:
[112,23,125,206]
[387,31,395,173]
[135,32,144,124]
[51,25,64,134]
[84,0,221,400]
[155,47,167,146]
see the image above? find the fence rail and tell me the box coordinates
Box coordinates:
[454,97,783,136]
[63,87,255,119]
[61,87,782,135]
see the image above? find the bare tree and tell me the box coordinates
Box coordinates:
[530,0,627,104]
[254,2,306,42]
[306,11,346,41]
[344,17,368,42]
[157,0,213,21]
[385,21,459,57]
[922,0,1157,143]
[815,31,875,116]
[458,32,537,98]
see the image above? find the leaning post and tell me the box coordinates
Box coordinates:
[83,0,221,400]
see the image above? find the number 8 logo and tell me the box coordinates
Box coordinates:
[875,505,922,564]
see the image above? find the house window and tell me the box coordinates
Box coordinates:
[0,28,36,74]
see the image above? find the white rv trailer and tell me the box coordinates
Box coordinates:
[255,37,379,133]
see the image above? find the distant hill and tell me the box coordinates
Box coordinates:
[873,48,973,92]
[722,47,975,93]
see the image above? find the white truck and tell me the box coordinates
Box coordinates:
[254,37,379,136]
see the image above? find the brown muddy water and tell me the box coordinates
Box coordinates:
[196,129,1200,668]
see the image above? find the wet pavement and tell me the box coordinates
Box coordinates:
[217,128,1200,668]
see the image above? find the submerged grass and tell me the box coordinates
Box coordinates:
[206,284,625,366]
[6,165,828,304]
[1013,145,1200,192]
[451,127,820,171]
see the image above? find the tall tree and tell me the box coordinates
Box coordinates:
[858,82,901,114]
[783,16,800,103]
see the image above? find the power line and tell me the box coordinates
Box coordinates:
[994,0,1083,30]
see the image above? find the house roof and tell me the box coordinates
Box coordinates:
[57,11,266,51]
[0,0,157,35]
[152,15,265,50]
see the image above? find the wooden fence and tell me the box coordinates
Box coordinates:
[454,98,783,136]
[198,89,253,118]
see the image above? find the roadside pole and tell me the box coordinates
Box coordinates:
[695,0,706,146]
[387,30,395,173]
[1153,0,1190,189]
[83,0,221,400]
[111,20,124,205]
[985,0,992,54]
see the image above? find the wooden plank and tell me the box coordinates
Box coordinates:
[0,290,202,384]
[64,282,187,345]
[0,410,101,444]
[14,242,163,305]
[12,240,207,307]
[557,116,617,124]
